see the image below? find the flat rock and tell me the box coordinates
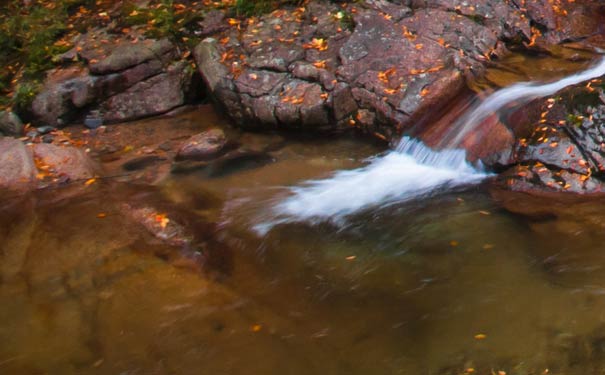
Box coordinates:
[176,128,227,160]
[85,38,174,75]
[32,143,97,182]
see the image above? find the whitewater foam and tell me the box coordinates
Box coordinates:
[254,138,487,233]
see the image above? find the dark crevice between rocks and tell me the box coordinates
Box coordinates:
[560,126,602,175]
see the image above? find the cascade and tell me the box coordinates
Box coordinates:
[258,57,605,229]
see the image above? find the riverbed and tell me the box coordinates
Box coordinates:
[2,51,605,375]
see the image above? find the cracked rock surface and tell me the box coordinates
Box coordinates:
[31,32,194,127]
[194,0,599,140]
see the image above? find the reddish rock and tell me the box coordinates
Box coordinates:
[176,128,228,160]
[0,138,37,192]
[100,61,194,123]
[120,203,192,248]
[32,143,97,182]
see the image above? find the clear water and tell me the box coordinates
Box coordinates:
[2,53,605,375]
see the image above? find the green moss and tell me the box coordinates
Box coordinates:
[233,0,305,16]
[12,81,40,112]
[124,0,205,41]
[0,1,79,109]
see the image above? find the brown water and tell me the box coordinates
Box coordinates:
[3,53,605,375]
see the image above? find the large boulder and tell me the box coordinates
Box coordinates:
[100,61,194,123]
[31,31,193,126]
[193,0,597,139]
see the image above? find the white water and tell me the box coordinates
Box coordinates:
[445,57,605,147]
[254,137,487,232]
[258,57,605,230]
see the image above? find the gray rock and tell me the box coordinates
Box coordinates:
[0,111,24,136]
[87,38,174,75]
[100,61,194,123]
[0,138,37,192]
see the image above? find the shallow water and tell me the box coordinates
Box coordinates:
[4,53,605,375]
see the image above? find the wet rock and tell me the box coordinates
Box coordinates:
[176,128,228,161]
[0,138,37,192]
[84,110,103,129]
[120,203,192,248]
[203,150,275,178]
[0,111,24,136]
[172,149,275,176]
[32,143,97,182]
[121,155,167,171]
[34,126,54,136]
[170,160,210,174]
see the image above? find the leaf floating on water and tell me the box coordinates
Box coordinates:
[96,213,107,219]
[449,240,459,247]
[483,244,494,250]
[479,210,490,215]
[154,213,170,229]
[345,256,356,261]
[474,333,487,340]
[251,324,262,332]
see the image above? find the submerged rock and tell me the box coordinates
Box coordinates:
[120,203,192,248]
[176,128,228,160]
[32,143,97,182]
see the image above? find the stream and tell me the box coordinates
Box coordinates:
[3,52,605,374]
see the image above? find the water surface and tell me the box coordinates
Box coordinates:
[2,52,605,375]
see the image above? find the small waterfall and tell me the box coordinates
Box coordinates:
[257,57,605,230]
[254,137,487,232]
[444,57,605,148]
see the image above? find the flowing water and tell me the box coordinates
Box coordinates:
[3,53,605,375]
